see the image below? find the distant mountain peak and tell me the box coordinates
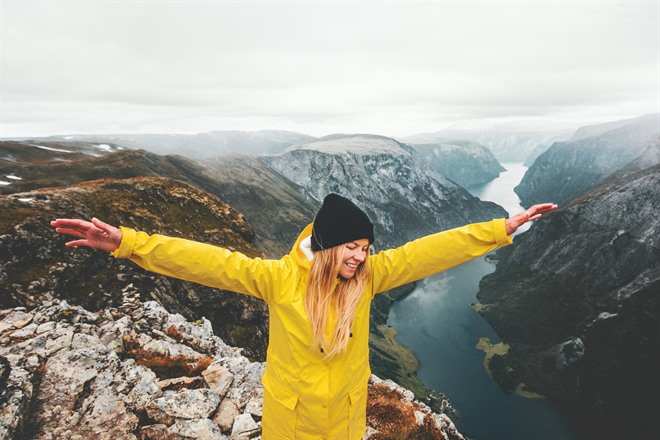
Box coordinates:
[285,133,411,156]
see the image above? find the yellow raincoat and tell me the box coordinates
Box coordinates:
[112,219,512,439]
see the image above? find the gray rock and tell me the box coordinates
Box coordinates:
[213,399,240,433]
[146,388,221,425]
[168,418,226,439]
[202,363,234,398]
[1,299,465,440]
[230,413,259,438]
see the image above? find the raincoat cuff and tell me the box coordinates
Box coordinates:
[493,218,513,247]
[111,226,137,259]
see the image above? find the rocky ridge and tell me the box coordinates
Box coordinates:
[0,298,464,440]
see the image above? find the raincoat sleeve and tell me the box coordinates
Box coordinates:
[111,227,284,301]
[370,219,512,295]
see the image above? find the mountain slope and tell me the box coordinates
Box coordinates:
[476,164,660,439]
[515,114,660,206]
[409,140,505,188]
[200,154,320,258]
[0,177,269,359]
[1,141,319,257]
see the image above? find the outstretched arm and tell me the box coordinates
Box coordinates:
[50,218,123,252]
[505,203,557,235]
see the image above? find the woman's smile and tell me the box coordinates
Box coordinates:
[339,238,369,278]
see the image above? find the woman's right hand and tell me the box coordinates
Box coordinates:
[51,218,123,252]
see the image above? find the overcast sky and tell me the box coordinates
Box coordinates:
[1,0,658,138]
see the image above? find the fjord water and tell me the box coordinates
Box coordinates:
[387,163,581,440]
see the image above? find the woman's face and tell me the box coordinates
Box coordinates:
[338,238,370,279]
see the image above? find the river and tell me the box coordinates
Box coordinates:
[387,163,581,440]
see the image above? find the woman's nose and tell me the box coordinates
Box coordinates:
[353,251,366,262]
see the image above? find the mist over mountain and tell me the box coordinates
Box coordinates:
[477,164,660,439]
[402,124,575,163]
[6,130,316,159]
[262,134,507,250]
[407,140,505,188]
[515,114,660,206]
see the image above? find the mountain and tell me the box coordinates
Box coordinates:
[199,155,320,258]
[0,299,465,439]
[407,140,505,188]
[0,140,319,258]
[1,140,202,195]
[476,164,660,439]
[262,134,508,250]
[0,176,270,360]
[515,114,660,206]
[402,126,574,163]
[8,129,316,159]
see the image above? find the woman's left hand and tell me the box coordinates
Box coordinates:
[505,203,558,235]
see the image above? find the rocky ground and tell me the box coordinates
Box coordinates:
[0,292,464,440]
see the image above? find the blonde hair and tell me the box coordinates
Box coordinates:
[305,243,370,357]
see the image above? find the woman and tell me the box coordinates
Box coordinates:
[51,193,556,439]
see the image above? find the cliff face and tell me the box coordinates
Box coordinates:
[0,177,269,360]
[409,140,505,188]
[476,164,660,439]
[0,299,465,440]
[262,134,507,250]
[515,114,660,206]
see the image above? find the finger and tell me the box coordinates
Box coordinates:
[64,239,92,247]
[536,203,558,212]
[52,219,93,229]
[54,227,89,239]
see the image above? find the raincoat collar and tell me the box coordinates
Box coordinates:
[291,223,314,269]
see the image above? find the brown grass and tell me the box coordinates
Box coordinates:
[122,334,212,379]
[366,383,444,440]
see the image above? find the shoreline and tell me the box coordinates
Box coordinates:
[475,337,545,400]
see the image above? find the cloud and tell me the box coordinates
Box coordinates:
[1,1,657,137]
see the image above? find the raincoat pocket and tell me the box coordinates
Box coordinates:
[348,380,368,439]
[262,372,299,439]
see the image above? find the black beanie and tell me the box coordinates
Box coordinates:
[311,193,374,251]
